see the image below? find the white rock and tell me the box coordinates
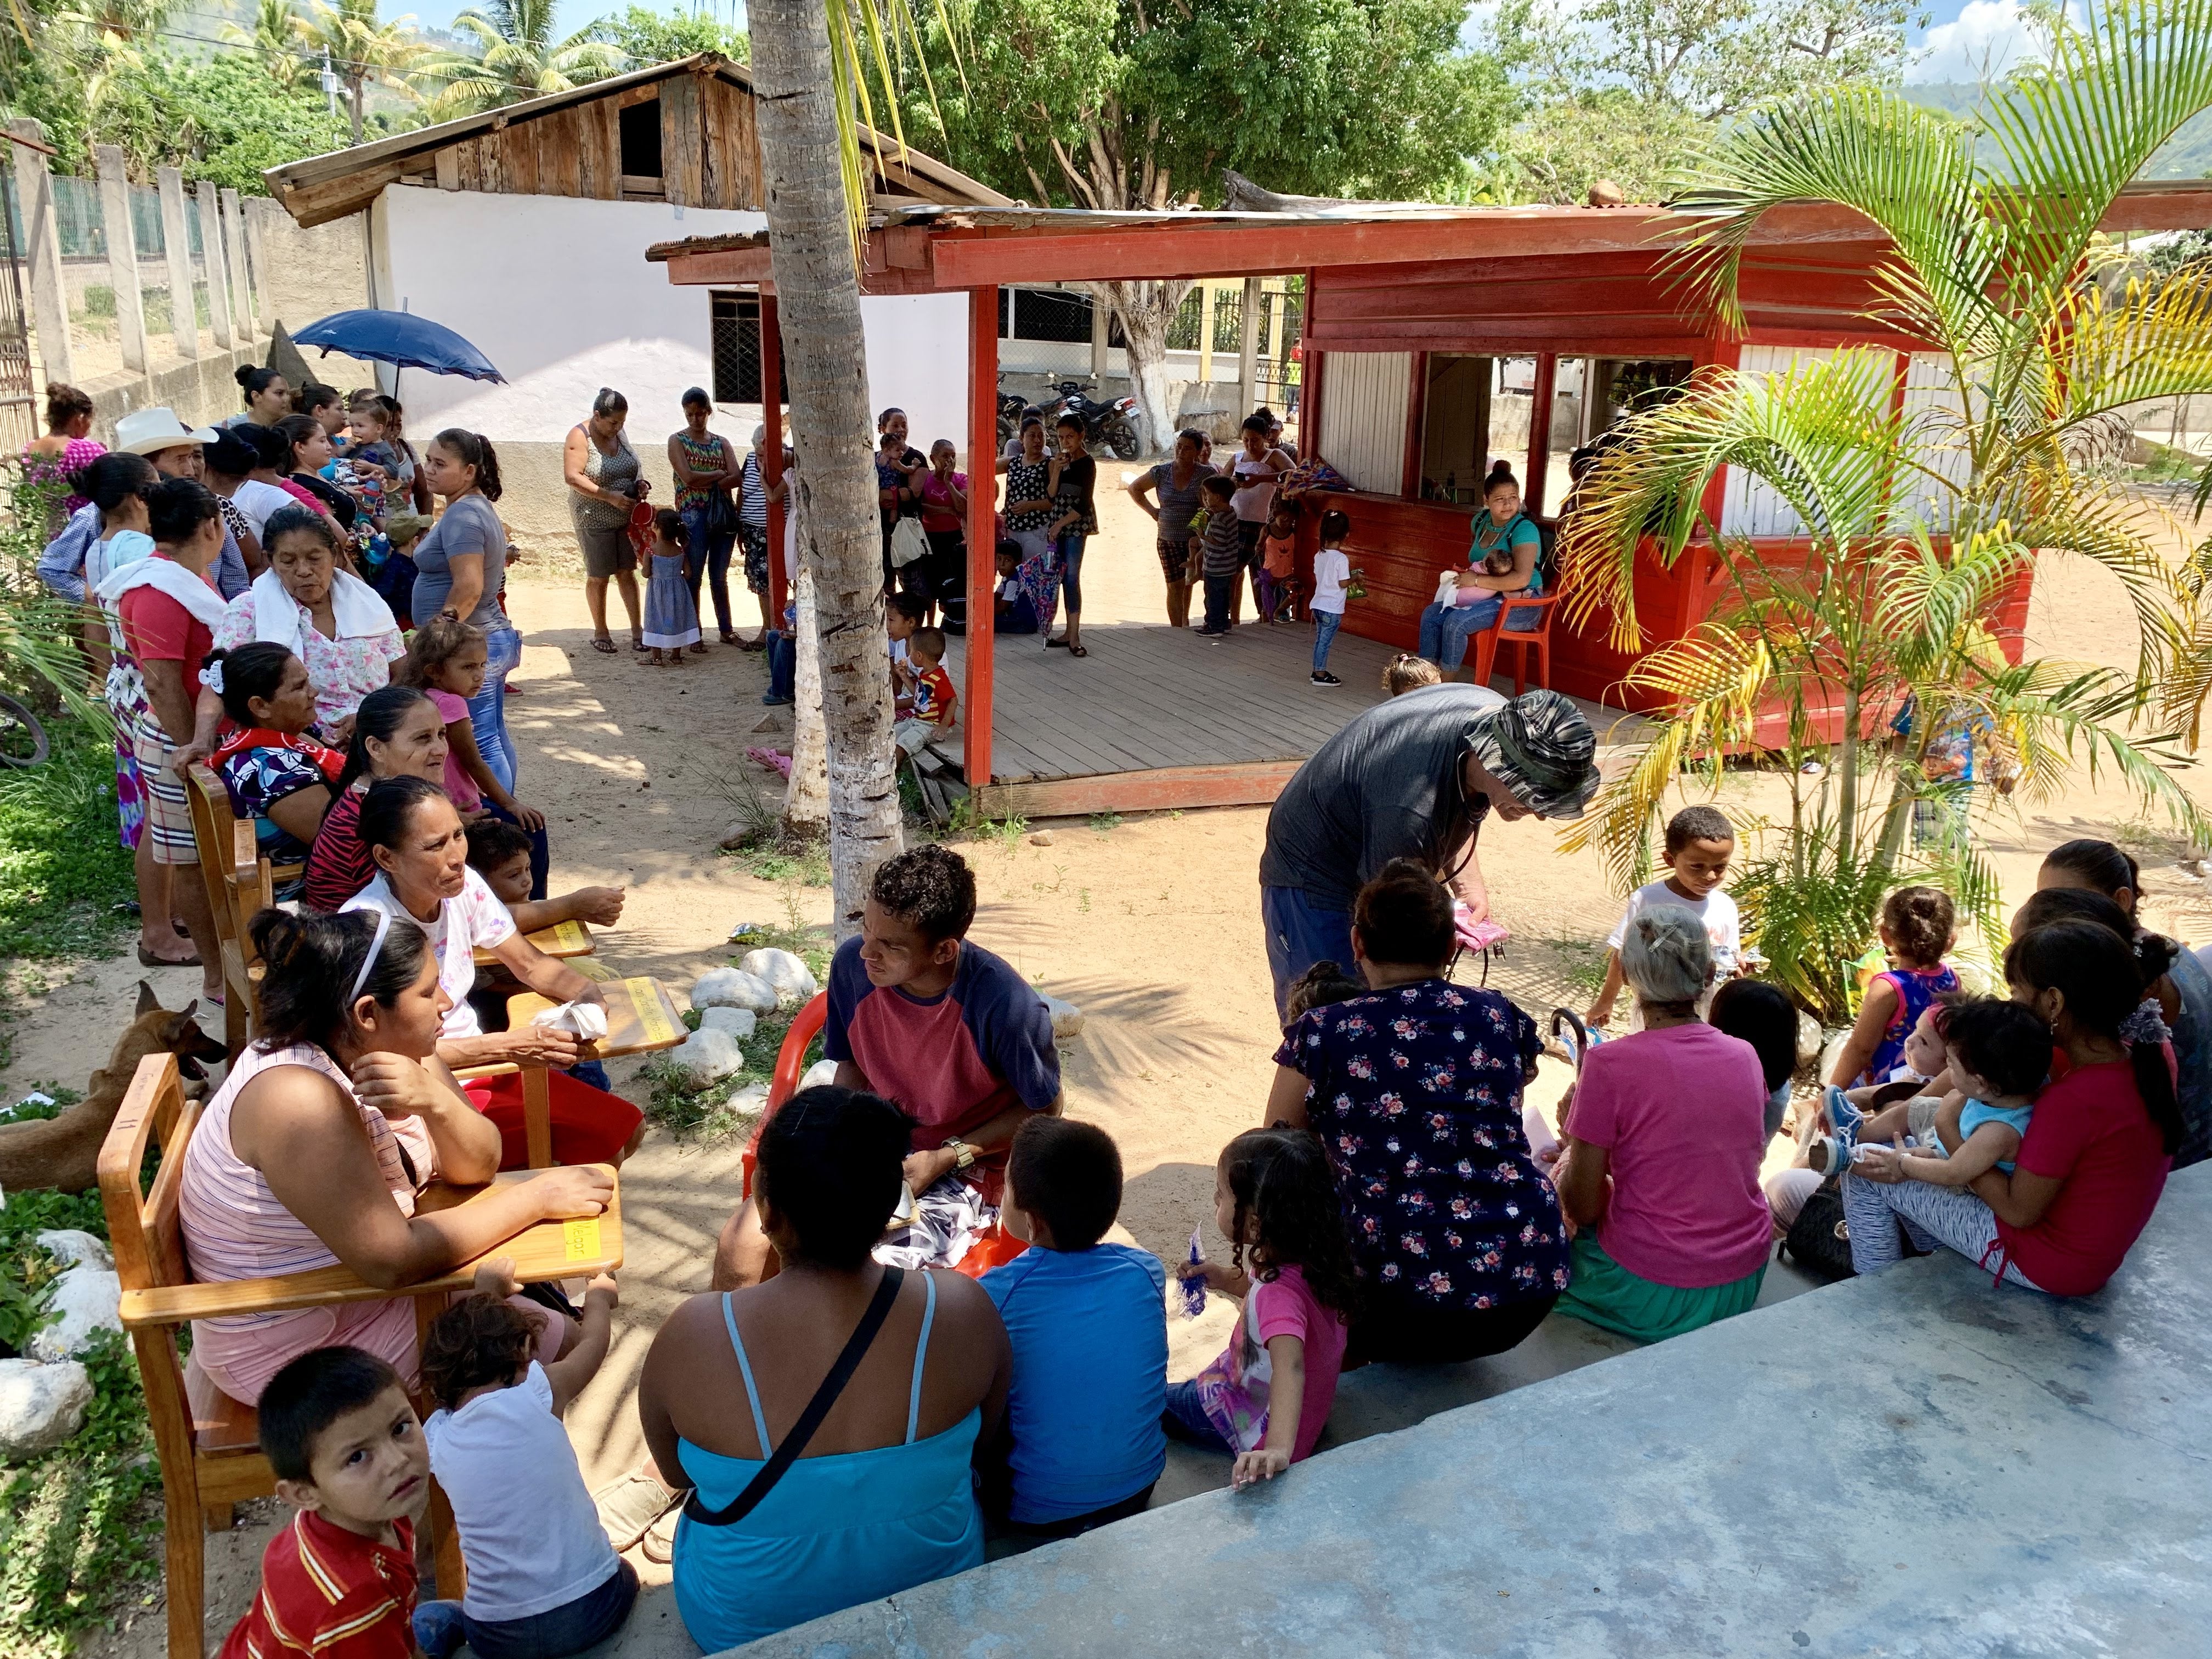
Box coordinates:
[1795,1011,1824,1069]
[29,1263,122,1363]
[0,1358,92,1461]
[1039,992,1085,1040]
[798,1058,839,1092]
[1027,830,1056,847]
[699,1006,758,1040]
[34,1231,112,1272]
[668,1028,746,1088]
[738,949,817,1003]
[729,1082,771,1119]
[692,967,779,1015]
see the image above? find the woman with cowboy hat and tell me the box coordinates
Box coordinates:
[1258,685,1600,1019]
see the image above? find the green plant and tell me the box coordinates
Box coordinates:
[1087,812,1121,834]
[0,1245,61,1357]
[1540,935,1610,1002]
[0,717,138,962]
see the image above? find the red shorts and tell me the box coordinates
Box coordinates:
[464,1071,644,1170]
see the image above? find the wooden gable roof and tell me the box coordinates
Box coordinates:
[264,54,1008,230]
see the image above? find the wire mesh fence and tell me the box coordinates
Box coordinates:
[130,183,178,346]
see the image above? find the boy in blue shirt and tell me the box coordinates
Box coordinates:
[981,1116,1167,1538]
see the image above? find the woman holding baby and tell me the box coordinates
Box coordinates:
[1415,461,1544,679]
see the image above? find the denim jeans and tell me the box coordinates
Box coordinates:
[1418,594,1538,669]
[680,507,736,637]
[1200,572,1235,634]
[1312,609,1342,672]
[1160,1380,1234,1453]
[764,627,795,702]
[1261,884,1358,1022]
[414,1559,637,1659]
[1053,530,1088,616]
[470,623,522,795]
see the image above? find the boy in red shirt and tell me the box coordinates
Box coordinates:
[893,625,958,758]
[221,1347,430,1659]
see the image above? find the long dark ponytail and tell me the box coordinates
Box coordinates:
[2005,919,2184,1155]
[339,684,433,791]
[433,428,502,502]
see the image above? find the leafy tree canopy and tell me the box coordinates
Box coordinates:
[594,3,748,68]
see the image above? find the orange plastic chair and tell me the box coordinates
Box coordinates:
[1470,588,1563,697]
[743,992,1024,1278]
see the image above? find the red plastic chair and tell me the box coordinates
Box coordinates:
[1470,588,1563,697]
[742,992,1024,1279]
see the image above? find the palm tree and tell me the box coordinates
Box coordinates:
[297,0,424,143]
[1555,0,2212,1009]
[222,0,318,93]
[411,0,620,119]
[748,0,909,928]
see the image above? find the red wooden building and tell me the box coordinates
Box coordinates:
[649,187,2212,815]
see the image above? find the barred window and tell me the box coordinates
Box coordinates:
[710,291,788,405]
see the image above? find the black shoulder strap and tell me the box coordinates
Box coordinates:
[684,1267,906,1528]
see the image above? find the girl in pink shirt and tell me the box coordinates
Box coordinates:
[1169,1128,1355,1487]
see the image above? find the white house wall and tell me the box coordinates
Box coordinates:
[1719,343,1899,538]
[1319,352,1411,494]
[373,183,969,460]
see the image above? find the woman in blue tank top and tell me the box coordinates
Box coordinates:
[637,1087,1009,1649]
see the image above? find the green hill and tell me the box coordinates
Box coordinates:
[1904,80,2212,178]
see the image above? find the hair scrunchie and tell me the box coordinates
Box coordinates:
[2120,999,2172,1047]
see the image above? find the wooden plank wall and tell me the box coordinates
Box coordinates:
[434,72,764,210]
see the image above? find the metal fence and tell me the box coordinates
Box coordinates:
[0,168,36,449]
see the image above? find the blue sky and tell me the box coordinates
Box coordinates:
[397,0,2027,81]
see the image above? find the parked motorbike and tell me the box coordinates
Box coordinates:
[1044,379,1143,460]
[995,381,1031,449]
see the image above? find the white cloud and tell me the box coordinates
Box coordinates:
[1908,0,2053,85]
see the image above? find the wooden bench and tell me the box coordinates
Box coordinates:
[183,763,290,1060]
[100,1052,624,1657]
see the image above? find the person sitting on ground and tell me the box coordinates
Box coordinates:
[1709,976,1801,1146]
[218,1347,429,1659]
[413,1263,636,1659]
[1586,804,1740,1031]
[886,589,926,712]
[980,1117,1167,1540]
[713,844,1061,1288]
[344,776,644,1170]
[1825,998,2049,1189]
[1282,957,1367,1022]
[1552,907,1772,1342]
[1169,1127,1354,1488]
[1843,919,2178,1294]
[1267,859,1568,1363]
[2037,837,2212,1167]
[1381,652,1444,697]
[179,911,608,1407]
[992,539,1043,635]
[1830,885,1959,1087]
[641,1086,1009,1649]
[893,625,957,758]
[396,616,552,897]
[202,643,343,902]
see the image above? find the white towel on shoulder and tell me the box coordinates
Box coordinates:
[249,566,396,653]
[93,552,230,630]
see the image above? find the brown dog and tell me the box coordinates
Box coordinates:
[0,980,229,1194]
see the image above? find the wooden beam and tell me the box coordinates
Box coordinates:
[275,162,404,229]
[1524,352,1557,515]
[975,760,1303,820]
[665,246,776,284]
[965,287,998,791]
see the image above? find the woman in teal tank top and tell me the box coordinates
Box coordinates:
[638,1088,1008,1649]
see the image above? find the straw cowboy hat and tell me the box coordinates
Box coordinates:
[115,407,220,457]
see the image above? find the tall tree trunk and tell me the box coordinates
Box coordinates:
[1096,278,1189,454]
[751,0,903,936]
[784,554,828,834]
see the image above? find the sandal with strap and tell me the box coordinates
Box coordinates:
[590,635,617,655]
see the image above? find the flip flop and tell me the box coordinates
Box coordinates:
[590,636,617,655]
[139,942,202,969]
[631,639,651,653]
[1068,644,1088,657]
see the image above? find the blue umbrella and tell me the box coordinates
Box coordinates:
[291,308,505,383]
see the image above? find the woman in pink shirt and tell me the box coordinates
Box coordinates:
[1553,905,1773,1340]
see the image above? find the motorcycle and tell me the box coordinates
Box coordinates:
[995,381,1031,449]
[1044,379,1143,460]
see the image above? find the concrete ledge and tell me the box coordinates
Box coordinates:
[731,1167,2212,1656]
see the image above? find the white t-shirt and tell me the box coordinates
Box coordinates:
[1311,548,1350,614]
[1231,453,1280,523]
[1605,879,1740,1029]
[232,478,296,543]
[422,1363,622,1623]
[343,866,516,1039]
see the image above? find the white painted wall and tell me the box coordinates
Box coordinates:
[1719,343,1894,538]
[1896,352,1969,531]
[370,184,970,457]
[1319,351,1412,494]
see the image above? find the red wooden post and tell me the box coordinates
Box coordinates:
[964,286,998,791]
[760,289,787,623]
[1524,353,1557,516]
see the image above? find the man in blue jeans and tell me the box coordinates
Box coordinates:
[1257,686,1599,1019]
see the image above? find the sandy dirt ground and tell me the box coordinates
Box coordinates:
[12,476,2211,1658]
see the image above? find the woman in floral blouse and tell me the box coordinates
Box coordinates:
[1268,859,1570,1364]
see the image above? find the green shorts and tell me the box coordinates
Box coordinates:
[1554,1234,1764,1344]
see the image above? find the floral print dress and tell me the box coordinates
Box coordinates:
[1276,979,1571,1312]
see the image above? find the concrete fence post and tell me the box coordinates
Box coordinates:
[196,179,234,350]
[7,119,72,387]
[155,168,198,360]
[94,145,150,375]
[219,188,255,342]
[1090,290,1110,380]
[1237,275,1261,420]
[243,199,274,340]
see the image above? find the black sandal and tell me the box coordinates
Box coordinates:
[590,636,617,655]
[1068,643,1088,657]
